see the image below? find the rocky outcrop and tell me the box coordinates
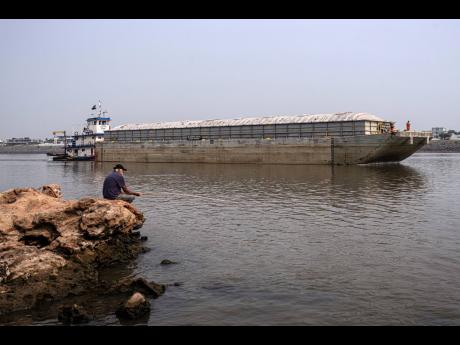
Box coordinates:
[0,184,146,315]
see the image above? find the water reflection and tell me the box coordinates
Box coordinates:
[91,161,426,196]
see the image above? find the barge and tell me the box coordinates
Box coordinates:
[96,112,431,165]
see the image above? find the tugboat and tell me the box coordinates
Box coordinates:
[52,101,111,161]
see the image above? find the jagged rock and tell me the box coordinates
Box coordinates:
[0,184,145,315]
[110,277,166,298]
[160,259,178,265]
[116,292,150,320]
[130,278,165,298]
[165,282,183,287]
[131,231,141,238]
[40,184,62,198]
[58,304,91,324]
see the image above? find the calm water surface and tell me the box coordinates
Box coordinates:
[0,153,459,325]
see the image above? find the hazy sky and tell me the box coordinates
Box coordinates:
[1,19,459,139]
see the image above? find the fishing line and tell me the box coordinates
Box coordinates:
[141,191,238,204]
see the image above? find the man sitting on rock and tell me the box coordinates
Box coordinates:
[103,164,141,203]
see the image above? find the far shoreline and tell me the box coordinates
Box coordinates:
[0,145,63,155]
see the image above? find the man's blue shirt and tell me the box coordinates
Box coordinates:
[102,172,126,199]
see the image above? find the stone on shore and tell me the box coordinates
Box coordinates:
[58,304,91,324]
[115,292,151,320]
[0,184,145,315]
[160,259,178,265]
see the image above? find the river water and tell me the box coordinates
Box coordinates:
[0,153,459,325]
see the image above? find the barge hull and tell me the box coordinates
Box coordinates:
[96,134,429,165]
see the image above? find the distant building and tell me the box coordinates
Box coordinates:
[5,137,42,145]
[432,127,447,139]
[43,138,56,144]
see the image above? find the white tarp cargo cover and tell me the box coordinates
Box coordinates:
[111,112,386,131]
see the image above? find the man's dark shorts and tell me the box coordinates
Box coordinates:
[116,195,135,203]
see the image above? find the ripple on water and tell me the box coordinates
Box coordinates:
[1,154,460,325]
